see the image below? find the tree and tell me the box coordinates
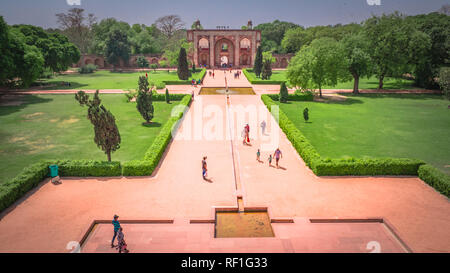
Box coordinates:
[340,33,372,94]
[405,12,450,88]
[261,59,272,80]
[91,18,132,54]
[279,82,288,103]
[303,108,309,122]
[165,88,170,103]
[55,8,96,53]
[287,38,347,97]
[281,27,309,53]
[155,15,184,39]
[13,24,80,73]
[136,56,149,68]
[364,13,410,89]
[255,20,299,53]
[75,90,121,161]
[254,46,263,78]
[136,76,154,123]
[191,19,203,30]
[438,67,450,101]
[1,24,45,87]
[105,29,131,70]
[177,47,189,80]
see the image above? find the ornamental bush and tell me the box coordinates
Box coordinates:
[418,164,450,198]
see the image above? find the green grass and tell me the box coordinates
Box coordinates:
[0,94,177,183]
[244,69,420,89]
[276,94,450,174]
[36,69,205,90]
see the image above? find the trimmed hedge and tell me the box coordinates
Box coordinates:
[45,160,122,177]
[243,68,287,85]
[418,164,450,198]
[0,162,49,213]
[268,92,314,102]
[152,93,185,101]
[122,94,192,176]
[313,158,424,176]
[163,68,206,85]
[261,94,426,177]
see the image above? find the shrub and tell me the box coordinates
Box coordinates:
[279,82,288,103]
[122,160,154,176]
[78,64,97,74]
[267,92,314,102]
[0,162,49,213]
[47,160,122,177]
[303,107,309,122]
[418,164,450,198]
[136,56,149,68]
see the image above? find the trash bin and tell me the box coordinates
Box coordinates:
[49,165,58,178]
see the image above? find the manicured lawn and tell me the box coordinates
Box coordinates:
[0,94,177,183]
[35,69,205,90]
[245,69,420,89]
[276,94,450,174]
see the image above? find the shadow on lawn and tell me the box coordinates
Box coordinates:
[341,93,443,100]
[0,94,53,117]
[40,81,89,90]
[142,122,161,128]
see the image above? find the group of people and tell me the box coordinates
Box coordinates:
[208,70,215,78]
[111,215,129,253]
[191,78,202,86]
[257,148,283,168]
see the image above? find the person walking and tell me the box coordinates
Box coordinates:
[245,124,250,144]
[202,156,208,180]
[191,90,195,101]
[256,149,261,162]
[111,215,121,248]
[260,120,267,135]
[268,154,272,167]
[273,148,283,168]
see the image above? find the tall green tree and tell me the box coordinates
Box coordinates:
[287,37,347,97]
[261,59,273,80]
[279,81,288,103]
[340,33,372,94]
[13,24,80,73]
[105,29,131,70]
[438,67,450,101]
[364,13,410,89]
[177,47,189,80]
[254,46,263,78]
[136,76,154,123]
[75,90,121,161]
[254,20,299,53]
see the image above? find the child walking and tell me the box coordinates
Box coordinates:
[256,149,261,162]
[268,154,272,166]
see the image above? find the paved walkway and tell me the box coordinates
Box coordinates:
[0,70,448,253]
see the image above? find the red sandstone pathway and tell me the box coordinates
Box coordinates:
[0,70,448,253]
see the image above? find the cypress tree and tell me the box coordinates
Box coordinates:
[165,88,170,103]
[279,82,288,103]
[261,59,272,80]
[136,76,154,124]
[254,46,263,78]
[303,107,309,122]
[177,47,189,80]
[75,90,121,161]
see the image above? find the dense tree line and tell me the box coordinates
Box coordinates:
[0,16,79,88]
[286,12,450,91]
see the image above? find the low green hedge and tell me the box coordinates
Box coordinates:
[152,93,185,101]
[163,69,206,85]
[418,164,450,198]
[268,92,314,102]
[313,158,424,176]
[46,160,122,177]
[123,94,192,176]
[243,68,287,85]
[261,94,426,177]
[0,162,49,213]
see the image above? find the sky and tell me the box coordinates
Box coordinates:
[0,0,448,29]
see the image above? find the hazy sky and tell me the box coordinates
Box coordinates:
[0,0,448,29]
